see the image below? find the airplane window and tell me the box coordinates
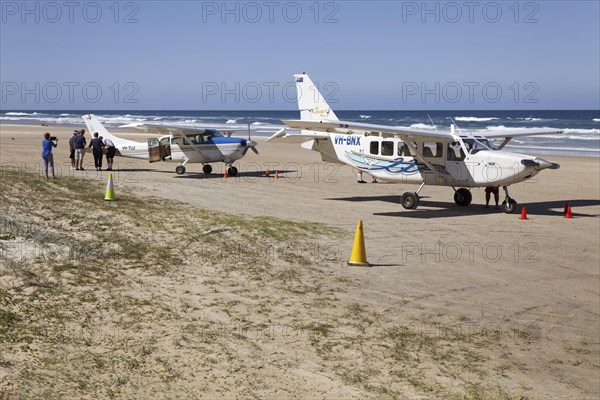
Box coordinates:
[423,142,443,158]
[423,142,444,158]
[381,141,394,156]
[447,142,465,161]
[463,138,494,154]
[370,141,379,155]
[436,142,443,157]
[171,136,184,146]
[398,142,416,157]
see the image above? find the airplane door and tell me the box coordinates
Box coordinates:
[159,137,171,160]
[148,138,161,163]
[445,142,472,185]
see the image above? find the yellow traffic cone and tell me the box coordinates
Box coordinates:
[347,219,370,267]
[104,173,115,201]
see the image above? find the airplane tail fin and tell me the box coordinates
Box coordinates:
[294,73,338,121]
[81,114,139,147]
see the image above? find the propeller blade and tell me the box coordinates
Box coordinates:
[251,146,259,155]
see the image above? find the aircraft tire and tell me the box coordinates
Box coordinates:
[176,165,186,175]
[401,192,419,210]
[203,164,213,174]
[502,198,517,214]
[454,188,472,206]
[228,166,238,177]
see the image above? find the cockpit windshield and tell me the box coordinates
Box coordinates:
[182,129,223,145]
[462,137,497,154]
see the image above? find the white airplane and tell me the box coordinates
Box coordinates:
[269,73,563,213]
[82,114,258,176]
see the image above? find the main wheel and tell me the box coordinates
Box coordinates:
[175,165,186,175]
[203,164,213,174]
[454,188,472,207]
[502,198,517,214]
[401,192,420,210]
[228,166,238,177]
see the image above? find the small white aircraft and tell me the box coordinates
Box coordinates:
[82,114,258,176]
[269,74,563,213]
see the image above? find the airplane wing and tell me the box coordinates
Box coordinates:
[120,122,255,137]
[282,119,456,141]
[473,128,564,138]
[282,119,564,141]
[266,128,329,142]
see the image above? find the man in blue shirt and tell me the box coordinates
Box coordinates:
[42,132,58,179]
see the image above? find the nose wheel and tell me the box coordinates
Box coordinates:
[227,166,238,177]
[175,165,186,175]
[501,186,518,213]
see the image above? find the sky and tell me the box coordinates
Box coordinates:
[1,0,599,110]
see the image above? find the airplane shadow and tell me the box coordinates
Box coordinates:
[328,196,600,219]
[168,170,298,180]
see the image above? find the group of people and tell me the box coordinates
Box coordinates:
[41,129,117,178]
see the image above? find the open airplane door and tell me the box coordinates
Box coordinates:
[148,138,161,163]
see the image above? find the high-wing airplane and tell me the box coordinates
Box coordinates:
[268,74,563,213]
[82,114,258,176]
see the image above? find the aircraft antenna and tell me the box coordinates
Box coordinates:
[427,114,438,131]
[449,117,463,134]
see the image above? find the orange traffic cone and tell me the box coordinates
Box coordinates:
[265,168,270,177]
[519,207,529,220]
[563,202,569,214]
[223,169,229,179]
[347,220,370,267]
[275,170,279,180]
[564,203,573,218]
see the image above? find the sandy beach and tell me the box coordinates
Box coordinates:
[1,123,599,399]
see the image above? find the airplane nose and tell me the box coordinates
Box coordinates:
[521,158,560,170]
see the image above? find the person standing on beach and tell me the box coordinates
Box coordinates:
[68,130,77,169]
[41,132,58,179]
[103,137,116,171]
[485,186,500,209]
[89,132,105,171]
[73,130,87,170]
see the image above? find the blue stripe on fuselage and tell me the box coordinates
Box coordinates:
[211,137,245,145]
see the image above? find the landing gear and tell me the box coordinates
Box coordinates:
[227,166,238,177]
[401,192,420,209]
[453,188,472,207]
[203,164,213,174]
[501,186,518,214]
[175,158,189,175]
[401,180,425,210]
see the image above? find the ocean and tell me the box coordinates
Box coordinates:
[2,110,598,157]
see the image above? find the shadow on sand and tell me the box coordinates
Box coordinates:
[166,170,298,180]
[327,196,600,219]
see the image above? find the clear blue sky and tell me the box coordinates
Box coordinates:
[1,0,598,110]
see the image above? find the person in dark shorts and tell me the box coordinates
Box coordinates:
[68,130,78,169]
[89,132,105,171]
[103,137,116,171]
[485,186,500,208]
[72,130,87,170]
